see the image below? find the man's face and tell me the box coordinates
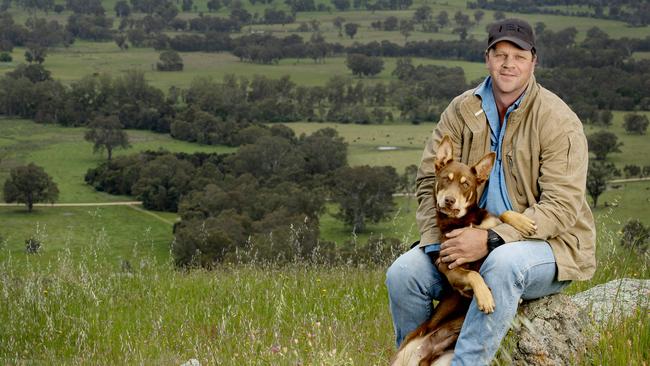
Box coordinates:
[485,41,536,100]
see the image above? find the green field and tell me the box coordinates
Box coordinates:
[0,42,488,90]
[0,117,236,203]
[1,2,649,364]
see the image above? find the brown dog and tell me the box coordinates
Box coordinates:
[391,135,535,366]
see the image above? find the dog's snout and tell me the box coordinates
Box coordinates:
[444,196,456,206]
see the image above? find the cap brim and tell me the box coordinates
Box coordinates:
[487,36,533,51]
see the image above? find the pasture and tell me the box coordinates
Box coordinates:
[0,42,488,90]
[1,2,649,363]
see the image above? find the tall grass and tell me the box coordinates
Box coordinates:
[0,230,400,365]
[1,214,647,365]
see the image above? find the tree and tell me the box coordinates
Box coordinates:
[493,11,506,21]
[330,165,399,233]
[473,10,484,24]
[383,16,398,31]
[114,33,128,50]
[587,130,622,160]
[331,0,350,11]
[299,127,348,175]
[114,0,131,17]
[400,164,418,212]
[436,10,449,28]
[344,22,359,39]
[620,219,649,254]
[586,160,615,208]
[345,53,384,77]
[3,163,59,212]
[412,5,432,23]
[84,115,131,161]
[157,50,184,71]
[399,20,414,42]
[333,16,345,37]
[623,113,649,135]
[25,43,47,64]
[599,109,613,126]
[623,164,641,178]
[207,0,222,12]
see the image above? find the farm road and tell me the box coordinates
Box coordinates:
[0,201,177,225]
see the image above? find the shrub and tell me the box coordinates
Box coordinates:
[156,50,183,71]
[620,219,649,254]
[623,164,641,178]
[0,52,12,62]
[25,237,42,254]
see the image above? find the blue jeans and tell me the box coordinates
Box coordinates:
[385,241,570,365]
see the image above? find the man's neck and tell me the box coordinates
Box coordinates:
[494,88,526,125]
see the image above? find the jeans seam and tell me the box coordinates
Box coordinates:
[517,259,556,289]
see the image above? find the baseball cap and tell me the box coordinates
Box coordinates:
[487,19,535,52]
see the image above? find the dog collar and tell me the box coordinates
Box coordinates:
[423,243,441,254]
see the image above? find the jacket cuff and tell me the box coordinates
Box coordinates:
[419,230,439,247]
[491,223,523,244]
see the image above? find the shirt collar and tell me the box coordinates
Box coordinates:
[474,76,526,111]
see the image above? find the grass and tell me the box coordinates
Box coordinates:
[0,117,236,203]
[0,205,174,266]
[0,42,487,90]
[288,121,434,173]
[0,238,396,365]
[0,219,647,365]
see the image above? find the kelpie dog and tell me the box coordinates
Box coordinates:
[391,135,536,366]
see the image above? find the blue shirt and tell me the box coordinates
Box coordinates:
[424,76,524,254]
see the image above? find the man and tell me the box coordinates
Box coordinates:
[386,18,596,365]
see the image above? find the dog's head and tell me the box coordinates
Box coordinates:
[434,135,495,218]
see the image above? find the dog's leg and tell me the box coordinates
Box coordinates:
[417,314,464,366]
[403,291,465,345]
[499,210,537,236]
[439,265,495,313]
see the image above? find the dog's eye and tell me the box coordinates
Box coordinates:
[462,182,470,189]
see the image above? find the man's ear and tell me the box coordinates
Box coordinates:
[471,152,496,184]
[435,135,453,172]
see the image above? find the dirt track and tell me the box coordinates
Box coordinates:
[0,201,142,207]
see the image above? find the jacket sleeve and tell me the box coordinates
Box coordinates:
[493,119,589,242]
[416,100,464,245]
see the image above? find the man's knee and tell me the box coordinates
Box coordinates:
[385,252,419,293]
[386,247,445,299]
[480,244,522,284]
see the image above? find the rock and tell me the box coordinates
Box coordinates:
[571,278,649,324]
[180,359,200,366]
[508,293,589,366]
[504,279,650,365]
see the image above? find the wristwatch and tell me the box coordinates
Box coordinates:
[486,229,505,253]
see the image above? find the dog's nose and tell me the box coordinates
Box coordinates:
[444,197,456,206]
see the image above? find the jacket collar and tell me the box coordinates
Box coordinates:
[459,74,539,132]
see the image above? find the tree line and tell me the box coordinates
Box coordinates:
[83,127,404,267]
[467,0,650,27]
[0,60,472,132]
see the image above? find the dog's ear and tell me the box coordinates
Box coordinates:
[471,152,496,184]
[435,136,454,172]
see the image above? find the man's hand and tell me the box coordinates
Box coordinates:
[439,227,489,269]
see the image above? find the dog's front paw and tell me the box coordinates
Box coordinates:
[474,286,495,314]
[500,211,537,236]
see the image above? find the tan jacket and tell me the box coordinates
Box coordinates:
[416,75,596,281]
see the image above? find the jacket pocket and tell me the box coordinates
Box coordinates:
[506,152,526,204]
